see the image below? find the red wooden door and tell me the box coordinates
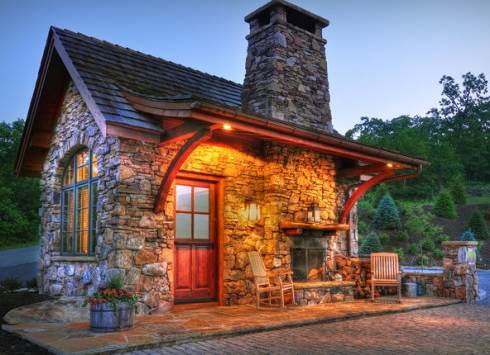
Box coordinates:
[174,179,216,302]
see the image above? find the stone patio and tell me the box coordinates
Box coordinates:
[2,297,460,354]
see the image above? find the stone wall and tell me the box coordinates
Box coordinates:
[39,83,119,296]
[39,84,354,307]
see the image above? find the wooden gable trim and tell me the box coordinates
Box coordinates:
[52,29,107,137]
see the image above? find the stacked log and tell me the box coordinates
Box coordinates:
[334,254,376,299]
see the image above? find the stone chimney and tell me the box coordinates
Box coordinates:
[242,0,333,133]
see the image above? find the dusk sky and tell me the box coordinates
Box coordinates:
[1,0,489,134]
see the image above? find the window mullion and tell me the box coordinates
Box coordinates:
[73,158,78,255]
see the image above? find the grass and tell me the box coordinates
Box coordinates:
[0,239,39,251]
[466,195,490,205]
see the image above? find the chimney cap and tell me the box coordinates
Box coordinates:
[244,0,329,28]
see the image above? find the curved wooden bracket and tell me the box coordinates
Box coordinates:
[339,171,395,224]
[154,128,213,213]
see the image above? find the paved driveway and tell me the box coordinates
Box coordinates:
[127,271,490,355]
[0,246,39,283]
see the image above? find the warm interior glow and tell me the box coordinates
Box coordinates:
[386,163,393,168]
[223,123,232,131]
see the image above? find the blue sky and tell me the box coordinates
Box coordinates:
[0,0,489,133]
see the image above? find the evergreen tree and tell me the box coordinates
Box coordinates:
[459,229,476,241]
[433,191,457,219]
[373,194,401,230]
[359,232,383,256]
[374,184,390,206]
[467,210,489,240]
[450,178,466,205]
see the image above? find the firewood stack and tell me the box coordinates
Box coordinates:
[334,254,377,298]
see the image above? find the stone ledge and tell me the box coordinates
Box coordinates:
[294,281,355,290]
[51,256,97,263]
[442,241,478,247]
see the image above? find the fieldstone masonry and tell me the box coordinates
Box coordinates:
[38,83,355,307]
[441,241,479,302]
[242,2,333,132]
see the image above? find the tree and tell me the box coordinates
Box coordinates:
[433,191,457,219]
[0,120,40,249]
[459,229,477,242]
[467,209,489,240]
[373,194,401,230]
[359,232,383,256]
[450,178,466,205]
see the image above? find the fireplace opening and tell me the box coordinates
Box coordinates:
[290,232,333,282]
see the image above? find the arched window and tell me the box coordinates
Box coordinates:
[61,148,98,255]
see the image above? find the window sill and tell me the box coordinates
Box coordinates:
[51,255,97,263]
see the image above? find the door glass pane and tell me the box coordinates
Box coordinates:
[194,214,209,239]
[176,185,192,211]
[77,150,90,182]
[62,190,74,253]
[194,187,209,212]
[77,186,89,254]
[176,213,192,239]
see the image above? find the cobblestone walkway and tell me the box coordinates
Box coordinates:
[125,303,490,354]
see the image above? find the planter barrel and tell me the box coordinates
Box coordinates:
[90,302,135,332]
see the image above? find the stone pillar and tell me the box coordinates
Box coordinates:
[442,241,479,303]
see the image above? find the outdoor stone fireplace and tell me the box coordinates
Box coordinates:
[290,231,334,282]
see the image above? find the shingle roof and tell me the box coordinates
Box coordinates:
[53,27,243,132]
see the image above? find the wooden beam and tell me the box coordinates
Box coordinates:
[338,164,389,178]
[339,171,395,224]
[29,131,52,149]
[160,121,212,146]
[153,128,213,213]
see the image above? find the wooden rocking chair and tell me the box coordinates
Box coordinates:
[368,252,402,303]
[248,251,295,309]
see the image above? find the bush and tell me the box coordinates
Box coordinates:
[421,238,435,252]
[392,247,405,259]
[25,278,37,289]
[450,178,466,205]
[433,191,457,219]
[433,249,444,259]
[359,232,383,256]
[467,209,489,240]
[416,254,429,266]
[398,230,409,242]
[459,229,477,241]
[106,273,124,289]
[0,277,22,291]
[373,194,401,230]
[374,184,390,206]
[378,232,389,245]
[408,243,419,255]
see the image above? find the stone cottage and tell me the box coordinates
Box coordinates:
[15,0,426,309]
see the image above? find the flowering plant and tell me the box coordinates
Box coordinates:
[87,274,137,309]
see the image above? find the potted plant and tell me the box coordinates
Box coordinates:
[87,274,137,332]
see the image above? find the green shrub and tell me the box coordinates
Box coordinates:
[467,209,489,240]
[392,247,405,259]
[358,220,369,236]
[378,232,389,245]
[433,191,457,219]
[416,254,429,266]
[421,238,435,252]
[359,232,383,256]
[398,230,409,242]
[373,194,401,230]
[459,229,477,241]
[374,184,390,206]
[106,273,124,290]
[433,249,444,259]
[437,234,450,243]
[408,243,419,255]
[450,178,467,205]
[0,277,22,291]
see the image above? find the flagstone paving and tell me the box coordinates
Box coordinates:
[127,303,490,355]
[2,297,459,354]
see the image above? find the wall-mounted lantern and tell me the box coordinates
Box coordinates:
[307,203,321,223]
[245,201,261,222]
